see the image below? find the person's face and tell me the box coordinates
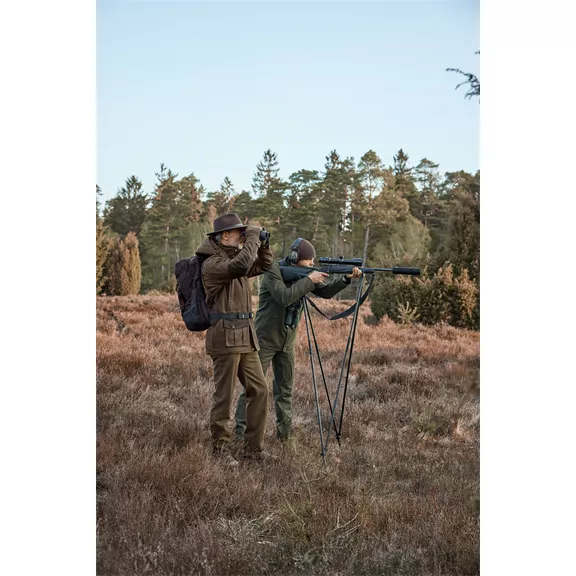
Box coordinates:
[222,229,242,247]
[297,258,314,268]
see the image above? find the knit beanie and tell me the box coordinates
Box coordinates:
[296,239,316,261]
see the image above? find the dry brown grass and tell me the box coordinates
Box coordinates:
[97,294,479,576]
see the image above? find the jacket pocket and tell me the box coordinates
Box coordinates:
[223,319,250,347]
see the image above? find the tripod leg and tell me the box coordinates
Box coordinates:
[336,276,365,441]
[323,285,362,455]
[303,298,325,461]
[323,276,365,453]
[304,300,340,445]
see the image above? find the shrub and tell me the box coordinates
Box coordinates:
[370,264,479,330]
[102,232,143,296]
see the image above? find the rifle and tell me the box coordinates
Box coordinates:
[278,256,420,461]
[280,262,420,283]
[319,256,419,276]
[279,257,420,320]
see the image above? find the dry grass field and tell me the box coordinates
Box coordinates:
[97,293,479,576]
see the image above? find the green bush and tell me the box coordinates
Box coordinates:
[369,264,479,330]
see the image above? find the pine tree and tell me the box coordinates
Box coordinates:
[371,216,431,267]
[319,151,354,257]
[447,52,480,100]
[436,170,480,280]
[356,150,385,264]
[139,165,181,290]
[207,177,235,215]
[252,149,280,197]
[96,185,110,294]
[411,158,447,256]
[286,169,322,248]
[229,191,253,224]
[140,165,208,290]
[353,151,409,264]
[104,175,149,236]
[250,149,291,253]
[177,173,204,226]
[444,194,480,279]
[392,149,418,199]
[96,184,103,218]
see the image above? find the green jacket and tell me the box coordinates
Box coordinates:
[197,229,274,355]
[255,260,351,352]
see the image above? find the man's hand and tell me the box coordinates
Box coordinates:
[345,267,363,279]
[308,271,329,284]
[244,225,262,239]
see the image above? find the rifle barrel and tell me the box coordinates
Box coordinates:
[365,267,420,275]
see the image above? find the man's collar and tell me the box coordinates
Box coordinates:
[212,238,240,258]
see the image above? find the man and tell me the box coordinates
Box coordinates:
[196,213,273,463]
[235,238,362,442]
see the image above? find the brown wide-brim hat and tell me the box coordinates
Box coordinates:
[208,213,248,235]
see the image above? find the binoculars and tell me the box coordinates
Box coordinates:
[259,229,270,247]
[240,227,270,248]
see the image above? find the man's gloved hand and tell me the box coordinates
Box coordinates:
[244,225,263,240]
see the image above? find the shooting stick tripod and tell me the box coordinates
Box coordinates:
[302,274,373,462]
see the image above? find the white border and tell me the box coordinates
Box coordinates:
[0,1,96,574]
[482,0,575,573]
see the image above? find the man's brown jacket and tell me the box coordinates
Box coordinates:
[197,228,273,355]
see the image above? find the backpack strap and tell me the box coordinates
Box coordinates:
[200,255,225,309]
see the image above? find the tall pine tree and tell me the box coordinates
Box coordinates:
[437,170,480,280]
[286,169,322,249]
[412,158,446,257]
[351,151,409,264]
[392,149,418,200]
[96,185,110,294]
[356,150,385,264]
[140,165,208,290]
[228,191,253,224]
[252,149,280,197]
[251,149,289,253]
[104,175,149,236]
[320,151,354,257]
[207,177,235,215]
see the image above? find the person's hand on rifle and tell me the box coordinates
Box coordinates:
[308,271,329,284]
[346,267,363,279]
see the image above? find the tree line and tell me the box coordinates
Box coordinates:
[96,147,479,329]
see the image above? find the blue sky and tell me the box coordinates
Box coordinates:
[97,0,479,202]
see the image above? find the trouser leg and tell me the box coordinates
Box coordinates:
[234,348,274,439]
[272,349,295,439]
[237,350,270,452]
[209,354,241,451]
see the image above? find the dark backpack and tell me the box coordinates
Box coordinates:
[174,256,212,331]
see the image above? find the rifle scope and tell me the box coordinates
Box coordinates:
[318,257,363,266]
